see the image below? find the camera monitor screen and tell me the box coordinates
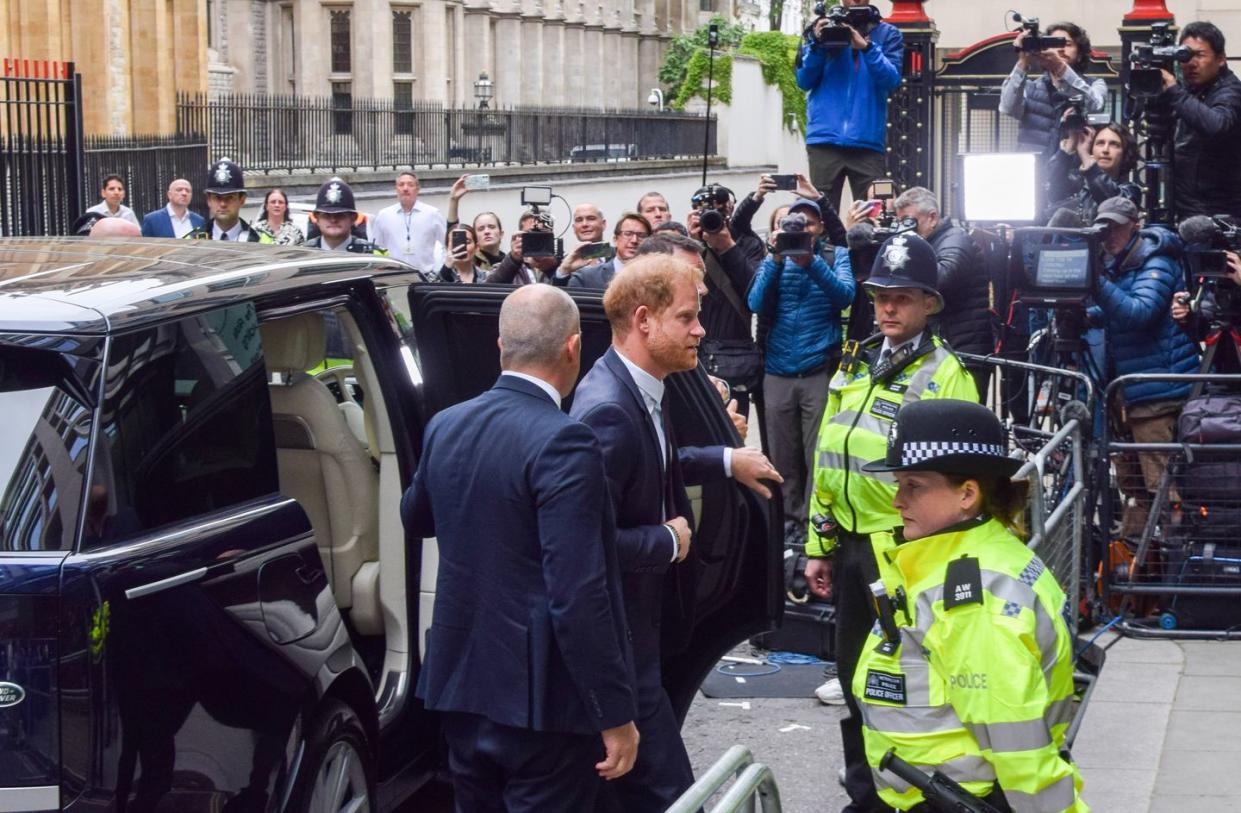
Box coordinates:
[961,153,1038,223]
[1035,248,1091,290]
[1014,227,1099,299]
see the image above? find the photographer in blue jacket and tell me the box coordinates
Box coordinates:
[795,0,903,210]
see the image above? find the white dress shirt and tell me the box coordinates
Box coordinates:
[500,371,561,409]
[878,332,924,365]
[211,221,246,241]
[371,200,447,272]
[86,201,140,227]
[166,204,194,238]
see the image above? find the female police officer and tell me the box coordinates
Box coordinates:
[854,399,1087,812]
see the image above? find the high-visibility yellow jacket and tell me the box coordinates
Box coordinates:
[855,517,1087,813]
[806,332,978,554]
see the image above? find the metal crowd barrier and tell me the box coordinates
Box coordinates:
[1099,372,1241,639]
[666,745,783,813]
[1013,417,1088,639]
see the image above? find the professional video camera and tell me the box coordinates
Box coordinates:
[1130,22,1192,100]
[773,212,814,257]
[1012,225,1104,353]
[1058,93,1112,138]
[1180,215,1241,314]
[1011,13,1067,53]
[805,2,882,47]
[692,184,733,234]
[519,186,562,259]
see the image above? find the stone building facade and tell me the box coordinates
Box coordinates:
[208,0,734,109]
[0,0,209,136]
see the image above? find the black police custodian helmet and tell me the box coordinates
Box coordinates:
[864,232,943,314]
[314,178,357,214]
[863,399,1021,478]
[205,158,245,195]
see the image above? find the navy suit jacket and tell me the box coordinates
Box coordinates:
[567,258,616,290]
[570,348,727,712]
[403,375,636,734]
[140,207,204,238]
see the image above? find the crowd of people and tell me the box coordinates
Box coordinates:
[56,10,1241,810]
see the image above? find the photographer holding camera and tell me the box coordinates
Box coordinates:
[1173,217,1241,375]
[1045,119,1141,225]
[1158,22,1241,220]
[1000,21,1106,152]
[795,1,903,210]
[747,202,854,548]
[1089,197,1200,535]
[488,209,563,286]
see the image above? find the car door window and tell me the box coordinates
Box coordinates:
[0,345,94,552]
[86,303,278,547]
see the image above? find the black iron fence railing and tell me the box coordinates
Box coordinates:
[177,92,717,174]
[82,134,210,221]
[1,61,83,237]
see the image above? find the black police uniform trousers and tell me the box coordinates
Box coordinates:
[833,530,893,813]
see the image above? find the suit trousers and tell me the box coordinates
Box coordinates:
[763,366,835,525]
[807,144,888,214]
[441,711,603,813]
[596,689,695,813]
[833,531,893,813]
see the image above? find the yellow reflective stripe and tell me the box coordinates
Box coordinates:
[965,718,1053,753]
[816,450,896,484]
[1002,773,1078,813]
[874,753,997,795]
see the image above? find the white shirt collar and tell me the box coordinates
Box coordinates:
[165,203,189,222]
[212,221,244,241]
[880,332,923,357]
[501,371,562,408]
[614,348,665,412]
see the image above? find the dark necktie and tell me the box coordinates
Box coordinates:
[219,232,229,241]
[659,396,678,522]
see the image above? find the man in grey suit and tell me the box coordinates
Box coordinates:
[561,212,652,290]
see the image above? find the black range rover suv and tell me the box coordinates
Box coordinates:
[0,239,781,813]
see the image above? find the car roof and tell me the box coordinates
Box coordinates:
[0,238,418,335]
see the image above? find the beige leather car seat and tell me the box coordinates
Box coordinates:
[261,313,379,625]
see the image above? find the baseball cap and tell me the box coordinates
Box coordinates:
[1093,197,1139,227]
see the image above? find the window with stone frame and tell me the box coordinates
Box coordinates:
[394,81,414,135]
[393,9,414,75]
[332,81,353,136]
[330,8,352,75]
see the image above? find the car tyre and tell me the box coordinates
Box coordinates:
[290,698,375,813]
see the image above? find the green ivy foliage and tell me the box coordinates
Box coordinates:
[658,16,746,103]
[665,25,806,134]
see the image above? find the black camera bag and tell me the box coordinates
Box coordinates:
[701,252,764,393]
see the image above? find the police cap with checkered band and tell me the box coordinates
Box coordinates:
[862,399,1021,478]
[205,158,245,195]
[863,232,944,314]
[313,177,357,214]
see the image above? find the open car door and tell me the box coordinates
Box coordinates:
[408,284,783,720]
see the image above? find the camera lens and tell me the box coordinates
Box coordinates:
[700,209,726,233]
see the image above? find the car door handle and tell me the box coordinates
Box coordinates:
[124,566,208,600]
